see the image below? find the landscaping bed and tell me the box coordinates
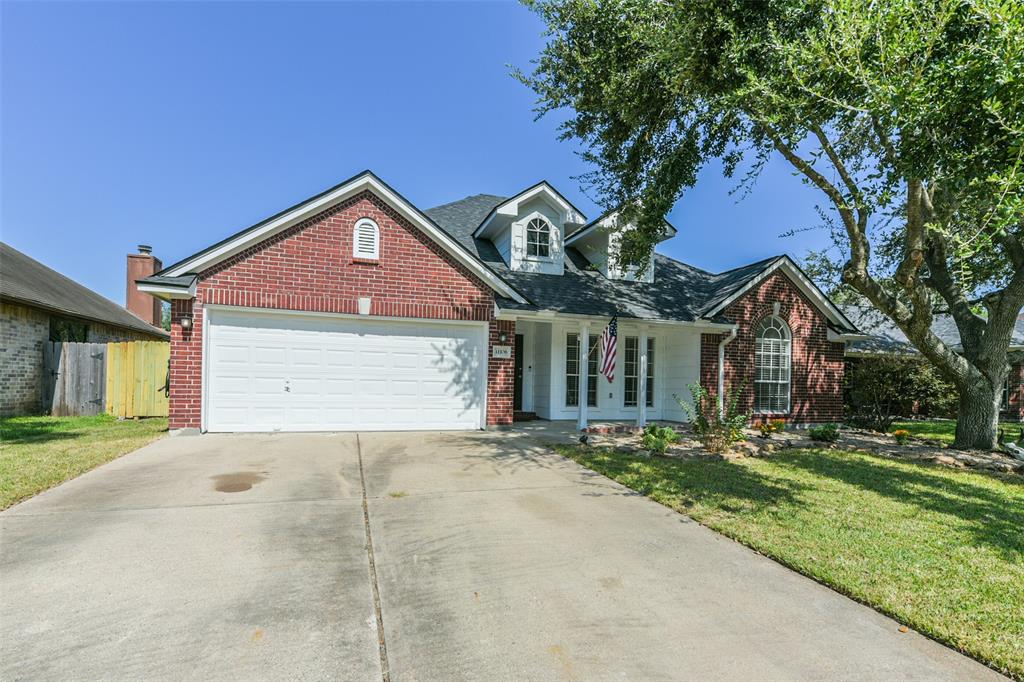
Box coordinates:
[0,414,168,509]
[553,440,1024,678]
[583,421,1024,475]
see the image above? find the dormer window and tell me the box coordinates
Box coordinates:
[353,218,380,260]
[526,217,551,258]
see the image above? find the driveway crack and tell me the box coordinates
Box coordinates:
[357,433,391,682]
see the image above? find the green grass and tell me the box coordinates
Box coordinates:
[890,419,1022,446]
[0,414,167,509]
[554,443,1024,678]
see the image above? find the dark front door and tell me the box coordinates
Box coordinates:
[513,333,524,411]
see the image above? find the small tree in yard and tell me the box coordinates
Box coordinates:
[845,355,958,431]
[518,0,1024,449]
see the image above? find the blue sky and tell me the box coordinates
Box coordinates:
[2,1,831,305]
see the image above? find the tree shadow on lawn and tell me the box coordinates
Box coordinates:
[775,450,1024,560]
[0,419,82,445]
[578,448,812,515]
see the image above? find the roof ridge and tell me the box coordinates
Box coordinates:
[426,193,507,213]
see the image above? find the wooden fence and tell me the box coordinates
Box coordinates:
[43,341,169,417]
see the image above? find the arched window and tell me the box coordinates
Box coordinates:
[755,316,791,413]
[353,218,380,260]
[526,217,551,258]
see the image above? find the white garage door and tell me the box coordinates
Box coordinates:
[204,308,487,432]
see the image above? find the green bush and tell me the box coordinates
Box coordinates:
[844,355,958,431]
[641,423,680,455]
[809,423,841,442]
[676,383,749,453]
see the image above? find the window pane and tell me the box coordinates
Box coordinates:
[646,338,655,407]
[754,318,790,413]
[588,334,599,407]
[566,333,579,406]
[624,336,638,407]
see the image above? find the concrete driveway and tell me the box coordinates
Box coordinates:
[0,429,1003,681]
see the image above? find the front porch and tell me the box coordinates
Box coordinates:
[505,315,723,431]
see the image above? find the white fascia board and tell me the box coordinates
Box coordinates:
[160,173,527,304]
[474,182,586,239]
[827,329,874,343]
[136,280,197,300]
[565,211,677,246]
[704,256,857,332]
[496,307,736,331]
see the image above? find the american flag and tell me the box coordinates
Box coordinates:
[599,316,618,383]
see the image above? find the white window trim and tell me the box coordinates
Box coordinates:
[754,316,792,415]
[353,217,380,260]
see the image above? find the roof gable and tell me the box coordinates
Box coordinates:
[472,181,587,240]
[701,256,859,332]
[154,171,527,304]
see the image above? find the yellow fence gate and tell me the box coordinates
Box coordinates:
[105,341,170,418]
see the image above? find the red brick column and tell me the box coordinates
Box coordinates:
[487,319,516,426]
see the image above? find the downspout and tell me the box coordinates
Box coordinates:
[717,326,738,416]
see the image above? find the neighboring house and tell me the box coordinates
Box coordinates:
[137,170,860,433]
[843,305,1024,422]
[0,242,169,416]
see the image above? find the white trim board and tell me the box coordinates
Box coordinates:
[159,171,527,304]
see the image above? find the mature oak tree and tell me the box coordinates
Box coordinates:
[518,0,1024,449]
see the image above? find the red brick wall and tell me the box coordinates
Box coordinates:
[1003,361,1024,422]
[700,271,845,425]
[487,320,516,426]
[168,190,513,429]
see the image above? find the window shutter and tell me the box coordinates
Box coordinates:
[353,218,380,260]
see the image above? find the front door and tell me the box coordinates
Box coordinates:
[513,333,524,411]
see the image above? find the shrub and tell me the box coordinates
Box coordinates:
[676,383,749,454]
[809,423,841,442]
[892,428,911,445]
[758,418,786,438]
[844,355,958,431]
[641,423,680,455]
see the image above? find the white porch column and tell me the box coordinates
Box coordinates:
[577,321,590,431]
[638,330,648,428]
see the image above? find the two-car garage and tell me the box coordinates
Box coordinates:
[204,307,488,432]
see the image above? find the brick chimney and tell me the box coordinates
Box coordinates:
[126,244,162,326]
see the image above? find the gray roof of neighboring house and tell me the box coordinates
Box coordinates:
[842,304,1024,354]
[425,194,783,324]
[0,242,168,338]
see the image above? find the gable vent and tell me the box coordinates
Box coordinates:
[353,218,380,260]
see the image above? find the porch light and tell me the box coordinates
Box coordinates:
[498,332,509,343]
[179,315,192,329]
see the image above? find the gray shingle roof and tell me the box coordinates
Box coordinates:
[842,304,1024,354]
[425,194,780,323]
[0,242,168,338]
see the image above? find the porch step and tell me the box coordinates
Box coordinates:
[513,411,539,422]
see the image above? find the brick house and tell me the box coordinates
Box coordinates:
[0,242,169,416]
[137,171,860,433]
[845,306,1024,422]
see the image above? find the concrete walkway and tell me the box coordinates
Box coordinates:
[0,429,1004,681]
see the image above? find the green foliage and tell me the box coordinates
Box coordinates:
[640,423,680,455]
[809,423,841,442]
[677,383,749,453]
[845,355,958,431]
[519,0,1024,449]
[758,419,786,439]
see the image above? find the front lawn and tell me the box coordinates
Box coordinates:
[0,414,167,509]
[890,419,1021,446]
[555,444,1024,678]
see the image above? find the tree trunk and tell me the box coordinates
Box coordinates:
[953,376,1000,450]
